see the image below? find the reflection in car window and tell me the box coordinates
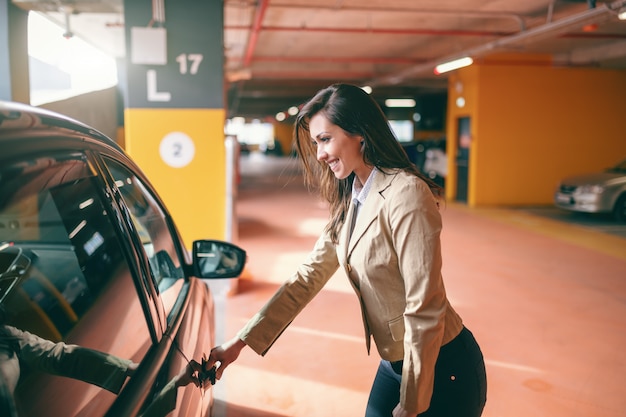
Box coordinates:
[0,153,151,417]
[103,158,185,317]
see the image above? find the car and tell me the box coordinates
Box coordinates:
[0,101,247,417]
[554,158,626,222]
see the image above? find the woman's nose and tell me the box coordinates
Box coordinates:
[316,146,327,161]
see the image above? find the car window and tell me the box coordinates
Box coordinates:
[0,152,151,417]
[102,157,186,319]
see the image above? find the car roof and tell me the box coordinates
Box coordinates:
[0,100,123,153]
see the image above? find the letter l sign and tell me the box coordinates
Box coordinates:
[147,70,172,102]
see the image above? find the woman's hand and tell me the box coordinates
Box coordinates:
[392,403,418,417]
[205,337,247,381]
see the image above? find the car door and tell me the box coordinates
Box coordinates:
[97,154,214,417]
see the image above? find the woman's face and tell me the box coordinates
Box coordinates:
[309,113,372,184]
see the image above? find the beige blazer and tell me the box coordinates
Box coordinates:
[238,169,464,414]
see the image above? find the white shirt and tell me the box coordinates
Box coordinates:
[350,168,377,236]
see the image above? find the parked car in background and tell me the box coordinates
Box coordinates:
[0,101,246,417]
[554,158,626,222]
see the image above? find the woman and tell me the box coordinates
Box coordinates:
[207,83,487,417]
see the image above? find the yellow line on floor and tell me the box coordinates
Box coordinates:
[454,204,626,262]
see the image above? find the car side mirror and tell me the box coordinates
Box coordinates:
[192,240,246,279]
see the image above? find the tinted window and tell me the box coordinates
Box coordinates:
[103,158,185,319]
[0,153,151,417]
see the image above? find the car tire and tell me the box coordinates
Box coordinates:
[614,194,626,223]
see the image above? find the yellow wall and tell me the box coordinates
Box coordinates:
[124,108,226,248]
[273,121,294,155]
[447,58,626,206]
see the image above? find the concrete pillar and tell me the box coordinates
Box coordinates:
[0,0,30,103]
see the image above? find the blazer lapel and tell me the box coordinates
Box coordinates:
[339,201,357,265]
[346,170,396,256]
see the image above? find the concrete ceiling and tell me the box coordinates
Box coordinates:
[12,0,626,120]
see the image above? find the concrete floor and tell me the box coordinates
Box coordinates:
[211,152,626,417]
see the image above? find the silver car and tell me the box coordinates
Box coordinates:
[554,158,626,222]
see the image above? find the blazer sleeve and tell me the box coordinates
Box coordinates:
[389,178,447,414]
[238,230,339,356]
[6,325,133,394]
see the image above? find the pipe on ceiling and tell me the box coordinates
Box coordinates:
[242,0,269,67]
[225,23,621,40]
[226,25,518,38]
[555,39,626,64]
[263,3,527,32]
[229,0,268,116]
[368,0,626,87]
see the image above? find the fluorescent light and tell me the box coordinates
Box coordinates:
[434,57,473,75]
[385,98,416,108]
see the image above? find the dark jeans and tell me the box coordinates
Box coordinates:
[365,327,487,417]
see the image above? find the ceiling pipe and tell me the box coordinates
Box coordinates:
[151,0,165,26]
[554,39,626,64]
[547,1,555,23]
[368,0,626,87]
[225,23,621,40]
[226,25,518,38]
[242,0,269,67]
[229,0,269,116]
[262,3,527,31]
[231,56,426,64]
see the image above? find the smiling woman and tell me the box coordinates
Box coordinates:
[27,12,118,106]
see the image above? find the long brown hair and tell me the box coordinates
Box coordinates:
[294,83,442,243]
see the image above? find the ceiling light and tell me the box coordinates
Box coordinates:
[385,98,416,108]
[434,57,473,75]
[619,7,626,20]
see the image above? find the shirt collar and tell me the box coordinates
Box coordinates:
[352,168,377,205]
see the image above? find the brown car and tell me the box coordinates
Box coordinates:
[0,101,246,417]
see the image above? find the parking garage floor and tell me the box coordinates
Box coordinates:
[209,152,626,417]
